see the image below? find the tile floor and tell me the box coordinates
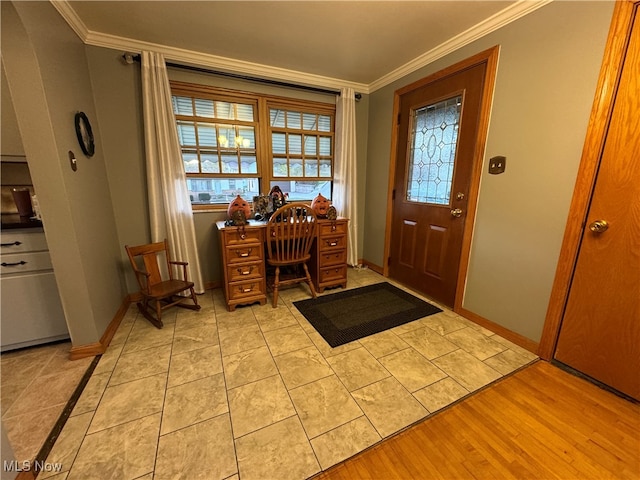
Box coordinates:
[1,340,93,463]
[37,268,537,480]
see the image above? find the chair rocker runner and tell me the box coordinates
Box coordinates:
[266,202,318,307]
[125,239,200,328]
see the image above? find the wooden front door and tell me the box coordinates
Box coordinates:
[388,58,488,307]
[554,3,640,400]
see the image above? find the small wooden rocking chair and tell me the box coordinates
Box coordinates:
[125,239,200,328]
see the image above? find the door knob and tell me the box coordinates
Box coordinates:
[451,208,463,218]
[588,219,609,233]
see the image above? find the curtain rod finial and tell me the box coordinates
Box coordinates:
[122,52,136,65]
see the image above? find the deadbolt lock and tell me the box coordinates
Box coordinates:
[456,192,465,200]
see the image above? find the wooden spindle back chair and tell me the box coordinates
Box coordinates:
[266,203,318,307]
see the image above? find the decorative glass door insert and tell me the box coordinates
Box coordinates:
[406,95,462,205]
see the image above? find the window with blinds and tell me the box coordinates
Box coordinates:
[170,82,335,209]
[267,105,334,201]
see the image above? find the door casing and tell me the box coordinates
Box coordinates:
[383,46,499,313]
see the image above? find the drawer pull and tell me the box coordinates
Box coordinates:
[1,241,22,247]
[238,285,255,293]
[235,248,252,258]
[327,241,338,247]
[331,225,337,232]
[1,261,27,267]
[237,267,253,276]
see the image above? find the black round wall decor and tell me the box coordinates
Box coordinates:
[74,111,95,157]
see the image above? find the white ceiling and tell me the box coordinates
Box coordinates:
[55,1,549,93]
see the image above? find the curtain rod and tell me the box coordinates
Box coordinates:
[123,53,361,100]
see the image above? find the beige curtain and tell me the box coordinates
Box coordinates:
[141,51,204,293]
[333,88,359,267]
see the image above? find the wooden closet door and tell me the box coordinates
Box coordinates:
[554,4,640,400]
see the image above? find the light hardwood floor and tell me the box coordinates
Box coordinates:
[316,360,640,480]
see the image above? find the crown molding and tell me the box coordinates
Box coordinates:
[368,0,553,93]
[84,29,369,93]
[50,0,89,40]
[51,0,551,96]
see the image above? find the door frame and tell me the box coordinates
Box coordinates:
[383,46,500,313]
[538,0,636,360]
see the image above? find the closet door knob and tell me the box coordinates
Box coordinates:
[588,220,609,233]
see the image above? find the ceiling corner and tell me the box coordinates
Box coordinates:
[367,0,553,93]
[50,0,89,41]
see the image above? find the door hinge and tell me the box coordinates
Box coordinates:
[397,113,401,125]
[387,256,392,266]
[392,189,396,200]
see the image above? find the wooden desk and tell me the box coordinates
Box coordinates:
[216,218,349,311]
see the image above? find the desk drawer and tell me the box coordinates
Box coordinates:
[222,228,263,245]
[318,221,348,236]
[318,249,346,268]
[225,243,263,264]
[318,265,347,284]
[226,261,264,283]
[1,251,53,274]
[228,279,265,301]
[319,234,346,250]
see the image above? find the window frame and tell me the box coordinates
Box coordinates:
[170,81,336,211]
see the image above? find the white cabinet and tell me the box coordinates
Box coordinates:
[1,228,68,351]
